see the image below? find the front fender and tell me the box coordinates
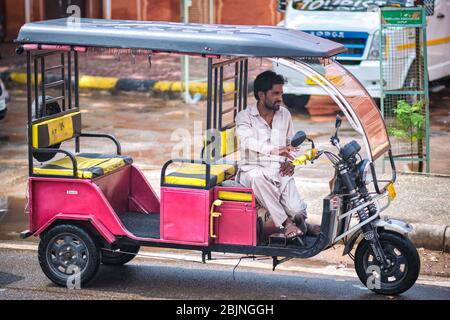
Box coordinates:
[373,218,413,236]
[342,218,413,255]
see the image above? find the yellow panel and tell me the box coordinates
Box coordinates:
[10,72,41,85]
[79,76,118,90]
[174,163,235,176]
[33,154,127,179]
[164,163,236,187]
[47,116,74,146]
[217,191,252,202]
[387,183,397,201]
[220,127,238,157]
[164,175,209,187]
[32,112,81,148]
[33,167,91,179]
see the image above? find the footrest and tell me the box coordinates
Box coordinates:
[268,232,287,247]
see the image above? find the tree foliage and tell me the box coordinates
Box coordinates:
[388,100,424,142]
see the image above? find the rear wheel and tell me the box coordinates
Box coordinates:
[282,94,310,114]
[38,224,101,287]
[101,245,140,265]
[354,231,420,295]
[31,96,62,162]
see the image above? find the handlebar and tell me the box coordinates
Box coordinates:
[292,148,318,166]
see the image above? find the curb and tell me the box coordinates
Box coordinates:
[308,215,450,253]
[409,224,450,252]
[1,71,252,98]
[397,171,450,179]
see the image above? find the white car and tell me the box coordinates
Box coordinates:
[0,79,10,120]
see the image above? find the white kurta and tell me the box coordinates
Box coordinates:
[235,105,307,227]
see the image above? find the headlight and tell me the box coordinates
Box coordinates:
[368,31,380,60]
[358,160,373,185]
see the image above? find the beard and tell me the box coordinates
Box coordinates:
[265,99,281,111]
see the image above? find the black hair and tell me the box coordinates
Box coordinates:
[253,70,285,101]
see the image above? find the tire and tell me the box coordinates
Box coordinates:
[101,245,140,266]
[282,94,310,114]
[354,231,420,295]
[31,96,62,162]
[38,224,101,287]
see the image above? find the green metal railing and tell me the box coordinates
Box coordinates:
[380,7,430,173]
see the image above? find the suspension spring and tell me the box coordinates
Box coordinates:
[362,192,378,216]
[351,194,370,223]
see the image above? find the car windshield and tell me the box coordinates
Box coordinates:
[292,0,412,12]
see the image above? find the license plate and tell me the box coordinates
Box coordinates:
[0,99,5,112]
[387,183,396,201]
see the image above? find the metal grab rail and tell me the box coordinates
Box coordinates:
[370,149,397,195]
[79,133,122,155]
[160,159,211,190]
[333,192,391,243]
[32,148,78,178]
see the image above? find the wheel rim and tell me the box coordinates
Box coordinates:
[362,241,409,289]
[46,233,89,277]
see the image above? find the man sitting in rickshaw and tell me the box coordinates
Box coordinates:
[235,71,320,240]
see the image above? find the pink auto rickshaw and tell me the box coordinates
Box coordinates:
[16,18,419,295]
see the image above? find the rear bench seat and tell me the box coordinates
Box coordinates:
[164,163,235,187]
[34,153,132,178]
[32,110,131,178]
[164,126,238,188]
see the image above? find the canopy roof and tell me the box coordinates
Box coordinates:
[16,18,346,58]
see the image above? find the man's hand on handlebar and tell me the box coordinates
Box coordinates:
[271,146,298,160]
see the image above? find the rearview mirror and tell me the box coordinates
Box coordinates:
[291,131,307,147]
[335,114,342,129]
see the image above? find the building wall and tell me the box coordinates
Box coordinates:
[109,0,180,21]
[216,0,283,25]
[3,0,282,42]
[5,0,25,41]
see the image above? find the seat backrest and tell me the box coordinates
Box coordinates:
[32,111,81,148]
[219,126,238,158]
[204,126,239,161]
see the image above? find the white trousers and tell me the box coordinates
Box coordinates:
[238,167,307,227]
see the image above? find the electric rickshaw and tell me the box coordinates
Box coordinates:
[16,18,420,295]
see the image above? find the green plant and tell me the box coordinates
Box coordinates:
[388,99,424,142]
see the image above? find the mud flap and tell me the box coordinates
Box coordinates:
[343,230,362,256]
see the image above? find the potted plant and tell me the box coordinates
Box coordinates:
[388,99,425,171]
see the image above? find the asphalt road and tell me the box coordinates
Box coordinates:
[0,245,449,300]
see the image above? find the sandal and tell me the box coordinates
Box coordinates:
[283,220,303,240]
[294,214,321,237]
[293,214,307,236]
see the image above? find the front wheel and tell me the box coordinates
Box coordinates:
[354,231,420,295]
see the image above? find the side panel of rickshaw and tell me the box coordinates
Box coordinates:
[160,187,212,245]
[28,164,160,242]
[160,186,258,246]
[213,186,258,246]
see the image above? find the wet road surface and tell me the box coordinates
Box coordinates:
[0,244,449,300]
